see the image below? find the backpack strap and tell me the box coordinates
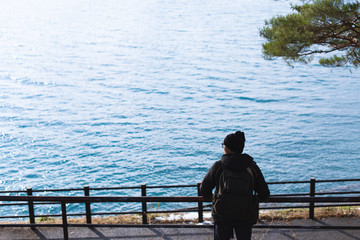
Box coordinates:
[246,167,258,196]
[215,165,224,180]
[246,167,254,185]
[214,165,224,195]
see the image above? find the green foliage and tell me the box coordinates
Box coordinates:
[260,0,360,67]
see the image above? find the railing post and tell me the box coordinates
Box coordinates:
[197,182,204,223]
[27,187,35,229]
[309,177,316,219]
[141,183,148,224]
[84,185,92,224]
[61,201,69,240]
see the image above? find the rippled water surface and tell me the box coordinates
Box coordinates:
[1,0,360,201]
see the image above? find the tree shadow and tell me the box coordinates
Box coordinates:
[313,219,360,240]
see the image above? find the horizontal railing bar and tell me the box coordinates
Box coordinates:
[146,209,204,214]
[0,191,358,200]
[0,196,203,203]
[0,212,87,219]
[267,196,360,203]
[315,178,360,183]
[80,209,201,216]
[88,186,141,191]
[166,205,210,212]
[32,188,84,193]
[268,180,310,184]
[32,185,197,192]
[267,178,360,185]
[0,178,358,193]
[0,187,142,194]
[146,185,197,189]
[0,223,64,227]
[0,223,359,230]
[0,185,195,195]
[0,203,28,207]
[5,177,360,191]
[0,201,64,207]
[89,184,197,191]
[0,196,360,203]
[0,215,29,219]
[315,191,360,195]
[0,212,142,220]
[1,193,357,207]
[0,190,27,194]
[271,193,310,197]
[275,191,360,196]
[0,178,359,195]
[3,196,360,203]
[0,209,198,220]
[260,203,360,210]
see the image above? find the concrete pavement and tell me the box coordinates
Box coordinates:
[0,217,359,240]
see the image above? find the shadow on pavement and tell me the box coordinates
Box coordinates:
[314,219,360,240]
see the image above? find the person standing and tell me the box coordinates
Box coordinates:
[200,131,270,240]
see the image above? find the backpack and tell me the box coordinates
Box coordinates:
[213,166,259,223]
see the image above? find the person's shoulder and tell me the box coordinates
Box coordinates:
[241,153,255,163]
[209,160,223,175]
[242,154,261,170]
[241,153,254,161]
[214,159,222,166]
[210,160,222,171]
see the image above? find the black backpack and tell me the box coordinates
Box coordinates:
[213,166,259,223]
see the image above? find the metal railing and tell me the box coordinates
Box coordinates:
[0,195,360,240]
[0,177,359,239]
[1,177,360,221]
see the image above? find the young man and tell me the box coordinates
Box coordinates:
[200,131,270,240]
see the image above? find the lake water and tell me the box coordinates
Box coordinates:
[1,0,360,206]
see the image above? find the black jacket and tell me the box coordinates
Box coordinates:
[200,153,270,222]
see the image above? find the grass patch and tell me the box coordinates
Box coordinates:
[259,206,360,221]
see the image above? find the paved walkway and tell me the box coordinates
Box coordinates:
[0,217,359,240]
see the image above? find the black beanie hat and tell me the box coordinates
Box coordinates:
[223,131,246,153]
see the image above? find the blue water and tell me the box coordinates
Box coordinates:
[1,0,360,203]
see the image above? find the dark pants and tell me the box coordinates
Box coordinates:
[214,222,252,240]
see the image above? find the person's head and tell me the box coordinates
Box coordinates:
[222,131,246,154]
